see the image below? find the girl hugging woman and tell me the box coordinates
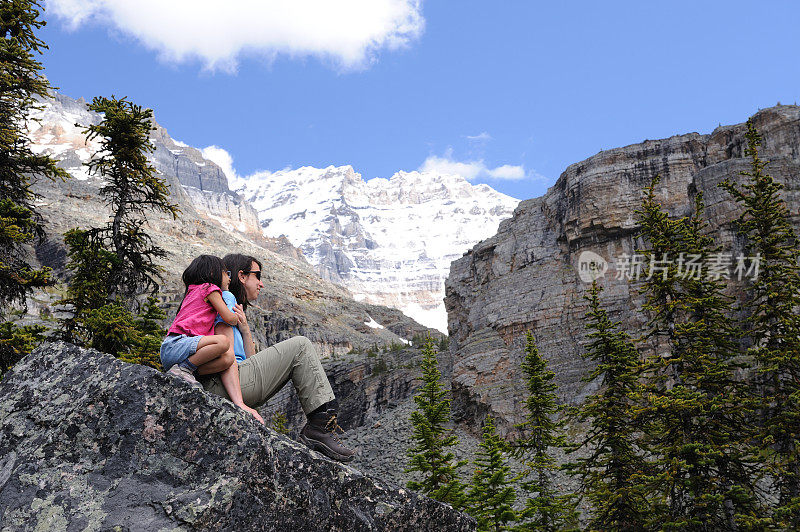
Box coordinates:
[160,254,264,424]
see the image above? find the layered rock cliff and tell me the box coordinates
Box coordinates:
[445,105,800,436]
[0,342,474,530]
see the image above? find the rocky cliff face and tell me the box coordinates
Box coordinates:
[0,342,474,530]
[234,165,519,332]
[28,92,262,238]
[445,105,800,436]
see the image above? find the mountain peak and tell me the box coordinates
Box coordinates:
[236,165,520,331]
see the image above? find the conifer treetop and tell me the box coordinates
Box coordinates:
[512,331,578,531]
[567,280,648,531]
[78,96,179,300]
[719,118,800,528]
[466,415,516,531]
[406,336,466,509]
[636,178,763,529]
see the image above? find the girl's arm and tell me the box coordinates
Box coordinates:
[234,304,257,358]
[207,291,238,325]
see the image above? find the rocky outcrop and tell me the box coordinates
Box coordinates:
[149,123,231,195]
[445,105,800,437]
[148,122,263,239]
[0,342,474,531]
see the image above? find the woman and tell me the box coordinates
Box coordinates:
[202,253,356,463]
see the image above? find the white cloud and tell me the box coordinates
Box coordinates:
[201,145,239,181]
[202,145,537,190]
[419,150,529,182]
[465,132,492,142]
[419,154,484,180]
[47,0,425,71]
[488,164,525,180]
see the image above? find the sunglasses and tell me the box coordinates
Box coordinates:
[243,270,262,280]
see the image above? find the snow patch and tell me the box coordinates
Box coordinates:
[364,315,384,329]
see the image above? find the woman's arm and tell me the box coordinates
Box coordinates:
[234,304,256,358]
[207,291,238,325]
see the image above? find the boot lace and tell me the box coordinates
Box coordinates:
[325,414,345,439]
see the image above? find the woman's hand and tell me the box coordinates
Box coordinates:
[234,304,249,331]
[240,404,264,425]
[235,304,256,358]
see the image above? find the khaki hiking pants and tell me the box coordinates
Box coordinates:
[202,336,335,414]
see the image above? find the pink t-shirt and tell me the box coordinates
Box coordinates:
[167,283,222,337]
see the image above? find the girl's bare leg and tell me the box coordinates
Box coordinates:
[204,323,264,425]
[219,360,264,424]
[187,335,230,368]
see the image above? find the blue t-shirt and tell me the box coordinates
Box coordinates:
[214,291,246,363]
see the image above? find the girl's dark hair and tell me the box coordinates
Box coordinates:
[182,254,225,295]
[223,253,261,310]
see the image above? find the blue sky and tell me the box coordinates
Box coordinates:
[40,0,800,201]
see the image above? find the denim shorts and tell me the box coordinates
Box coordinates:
[160,334,202,371]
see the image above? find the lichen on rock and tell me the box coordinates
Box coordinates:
[0,342,474,531]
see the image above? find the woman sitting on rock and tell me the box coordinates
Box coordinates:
[201,253,356,463]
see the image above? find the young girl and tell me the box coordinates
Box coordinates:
[160,254,264,424]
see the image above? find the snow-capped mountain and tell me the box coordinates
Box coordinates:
[26,93,262,236]
[234,166,520,332]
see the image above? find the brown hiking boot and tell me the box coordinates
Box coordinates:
[299,409,356,463]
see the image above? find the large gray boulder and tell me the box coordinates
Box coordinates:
[0,342,474,531]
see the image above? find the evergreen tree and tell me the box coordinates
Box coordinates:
[0,0,69,313]
[406,336,467,508]
[125,296,167,369]
[439,335,450,353]
[567,281,648,531]
[81,295,165,369]
[80,96,179,299]
[0,321,45,377]
[59,96,177,364]
[0,0,69,375]
[58,228,117,343]
[510,331,577,531]
[636,178,763,529]
[720,120,800,527]
[466,416,517,531]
